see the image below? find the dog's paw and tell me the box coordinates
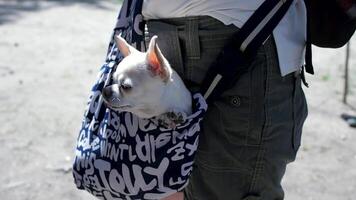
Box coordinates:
[166,111,187,124]
[156,110,187,129]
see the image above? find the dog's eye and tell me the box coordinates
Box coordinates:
[120,84,132,91]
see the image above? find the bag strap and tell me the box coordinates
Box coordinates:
[200,0,294,104]
[304,0,314,75]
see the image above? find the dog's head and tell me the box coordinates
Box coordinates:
[102,35,173,118]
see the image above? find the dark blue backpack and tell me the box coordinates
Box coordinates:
[306,0,356,48]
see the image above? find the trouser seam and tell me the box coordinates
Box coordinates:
[248,39,273,194]
[248,146,266,194]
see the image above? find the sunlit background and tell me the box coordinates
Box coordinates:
[0,1,355,200]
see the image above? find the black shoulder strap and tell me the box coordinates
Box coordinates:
[304,0,314,75]
[200,0,295,104]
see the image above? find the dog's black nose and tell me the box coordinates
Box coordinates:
[102,86,113,99]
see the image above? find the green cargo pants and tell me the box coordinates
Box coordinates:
[146,16,308,200]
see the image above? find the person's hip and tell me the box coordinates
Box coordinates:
[145,16,240,91]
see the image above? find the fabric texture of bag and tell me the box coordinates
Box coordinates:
[72,0,207,199]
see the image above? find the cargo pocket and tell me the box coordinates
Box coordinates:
[215,48,266,147]
[292,75,308,152]
[195,101,250,172]
[215,90,251,146]
[195,51,266,172]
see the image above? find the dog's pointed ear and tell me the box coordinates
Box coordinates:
[115,35,139,57]
[146,36,171,82]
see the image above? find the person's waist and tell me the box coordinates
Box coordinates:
[145,16,239,33]
[146,16,215,26]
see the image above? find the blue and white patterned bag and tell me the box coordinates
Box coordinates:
[72,1,207,199]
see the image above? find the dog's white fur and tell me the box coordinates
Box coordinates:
[102,35,192,119]
[102,36,190,200]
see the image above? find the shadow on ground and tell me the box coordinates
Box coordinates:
[0,0,121,25]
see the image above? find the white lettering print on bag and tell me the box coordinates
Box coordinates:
[74,94,206,199]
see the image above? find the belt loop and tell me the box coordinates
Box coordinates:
[186,19,201,59]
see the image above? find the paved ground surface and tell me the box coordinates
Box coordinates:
[0,1,355,199]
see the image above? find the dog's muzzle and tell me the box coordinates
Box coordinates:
[102,85,122,105]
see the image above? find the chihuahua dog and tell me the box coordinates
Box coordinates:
[102,35,192,121]
[101,36,191,200]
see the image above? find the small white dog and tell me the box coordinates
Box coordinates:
[102,35,192,200]
[102,35,192,121]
